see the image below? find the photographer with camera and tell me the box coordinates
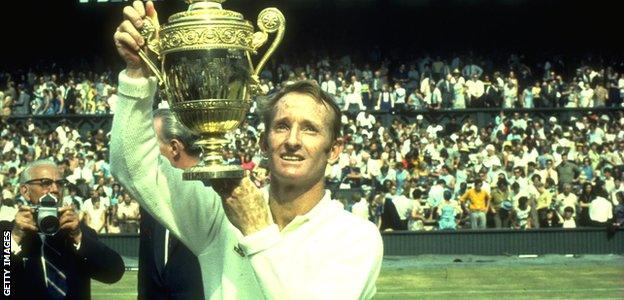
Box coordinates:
[1,160,124,299]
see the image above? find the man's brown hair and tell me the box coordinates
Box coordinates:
[260,80,342,142]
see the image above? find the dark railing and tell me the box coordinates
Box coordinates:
[382,228,624,256]
[98,228,623,258]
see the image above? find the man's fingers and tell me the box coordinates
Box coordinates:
[231,185,245,199]
[242,176,255,188]
[115,31,141,52]
[59,222,79,233]
[116,42,142,64]
[236,177,254,195]
[133,0,146,18]
[234,177,255,196]
[123,5,143,28]
[58,212,75,225]
[119,20,145,46]
[17,217,37,228]
[18,205,34,213]
[22,223,38,232]
[223,197,240,209]
[16,210,34,221]
[58,206,72,214]
[17,219,38,232]
[145,1,159,26]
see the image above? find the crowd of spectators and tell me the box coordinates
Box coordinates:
[0,69,118,116]
[253,52,624,111]
[1,53,624,234]
[2,52,624,118]
[1,108,623,233]
[0,119,140,234]
[332,110,624,231]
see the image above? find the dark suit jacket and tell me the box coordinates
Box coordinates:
[138,208,204,300]
[1,221,125,299]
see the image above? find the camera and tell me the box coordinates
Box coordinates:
[34,194,60,235]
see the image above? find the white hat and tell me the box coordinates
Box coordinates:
[416,115,423,120]
[570,116,577,121]
[600,115,610,121]
[485,144,495,151]
[549,116,557,123]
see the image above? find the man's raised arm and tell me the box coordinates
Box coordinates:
[109,70,224,255]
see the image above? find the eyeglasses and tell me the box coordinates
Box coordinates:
[25,178,70,188]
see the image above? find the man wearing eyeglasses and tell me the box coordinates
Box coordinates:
[1,160,125,299]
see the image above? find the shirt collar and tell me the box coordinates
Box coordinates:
[263,186,333,233]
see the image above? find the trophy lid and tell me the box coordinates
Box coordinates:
[168,0,250,25]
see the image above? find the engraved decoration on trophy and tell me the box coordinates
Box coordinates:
[137,0,285,183]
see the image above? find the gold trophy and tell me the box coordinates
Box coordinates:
[137,0,285,184]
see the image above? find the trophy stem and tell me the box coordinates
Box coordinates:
[196,133,228,166]
[182,133,244,183]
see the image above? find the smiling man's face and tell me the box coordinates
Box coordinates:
[266,92,339,187]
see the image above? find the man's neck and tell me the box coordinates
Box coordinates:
[268,179,326,230]
[176,155,200,170]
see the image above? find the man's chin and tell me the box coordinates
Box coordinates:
[273,169,315,185]
[273,171,302,181]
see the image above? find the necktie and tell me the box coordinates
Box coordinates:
[42,235,68,299]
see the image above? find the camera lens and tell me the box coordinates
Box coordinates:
[39,215,60,235]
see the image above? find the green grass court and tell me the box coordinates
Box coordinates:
[93,255,624,300]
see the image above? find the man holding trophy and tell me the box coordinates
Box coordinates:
[111,1,383,299]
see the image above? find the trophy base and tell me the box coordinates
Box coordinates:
[183,165,244,195]
[183,164,244,181]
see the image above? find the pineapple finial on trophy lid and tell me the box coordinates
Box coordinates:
[185,0,226,10]
[185,0,226,3]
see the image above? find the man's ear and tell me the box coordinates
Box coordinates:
[327,138,344,164]
[19,185,30,202]
[259,132,268,154]
[170,139,185,157]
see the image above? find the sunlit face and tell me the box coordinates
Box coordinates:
[266,93,340,186]
[20,165,64,205]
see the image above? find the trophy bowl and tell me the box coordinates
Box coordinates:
[137,0,285,182]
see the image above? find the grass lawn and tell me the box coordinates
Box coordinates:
[93,255,624,300]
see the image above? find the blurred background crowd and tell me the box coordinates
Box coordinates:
[1,51,623,234]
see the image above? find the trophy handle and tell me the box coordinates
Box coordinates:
[251,8,285,79]
[137,18,165,84]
